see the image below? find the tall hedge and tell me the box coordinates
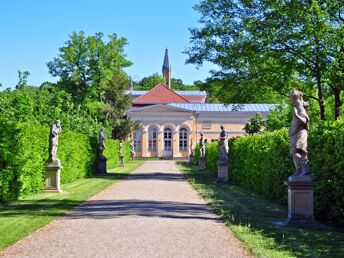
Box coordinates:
[104,139,131,169]
[0,121,97,203]
[193,124,344,225]
[308,122,344,225]
[229,129,291,204]
[229,127,344,226]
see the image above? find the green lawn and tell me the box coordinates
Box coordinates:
[178,162,344,258]
[0,160,144,250]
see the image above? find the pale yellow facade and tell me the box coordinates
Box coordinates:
[127,104,272,159]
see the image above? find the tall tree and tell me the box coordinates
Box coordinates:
[186,0,344,120]
[47,31,132,102]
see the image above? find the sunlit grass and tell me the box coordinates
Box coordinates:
[178,161,344,258]
[0,160,144,250]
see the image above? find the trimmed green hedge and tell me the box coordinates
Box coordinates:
[230,129,291,205]
[194,124,344,225]
[194,142,218,172]
[0,121,98,203]
[104,139,131,169]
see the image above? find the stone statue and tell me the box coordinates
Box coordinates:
[190,139,194,156]
[130,139,135,160]
[289,90,310,177]
[99,128,106,157]
[218,125,229,165]
[119,140,124,157]
[199,133,205,158]
[49,120,61,161]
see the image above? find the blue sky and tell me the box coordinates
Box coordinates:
[0,0,214,89]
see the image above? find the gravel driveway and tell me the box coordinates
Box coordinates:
[1,160,251,258]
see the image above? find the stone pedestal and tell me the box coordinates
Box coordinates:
[120,155,124,167]
[199,157,205,171]
[189,154,194,165]
[45,159,61,193]
[285,176,317,226]
[97,156,107,174]
[216,162,229,183]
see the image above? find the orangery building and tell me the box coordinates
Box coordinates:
[126,49,274,158]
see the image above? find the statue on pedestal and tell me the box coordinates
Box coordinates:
[199,133,205,159]
[97,127,107,174]
[130,139,135,160]
[49,120,62,162]
[45,119,62,192]
[189,139,195,164]
[99,127,106,157]
[289,90,310,178]
[217,124,229,165]
[199,133,206,170]
[119,140,124,157]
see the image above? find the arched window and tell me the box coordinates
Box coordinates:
[148,127,157,151]
[134,131,141,151]
[179,128,188,152]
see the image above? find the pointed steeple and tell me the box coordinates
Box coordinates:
[162,47,172,89]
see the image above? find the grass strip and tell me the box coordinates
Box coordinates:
[0,160,144,250]
[177,162,344,258]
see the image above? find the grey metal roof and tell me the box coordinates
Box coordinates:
[124,90,207,96]
[167,103,276,113]
[175,91,207,96]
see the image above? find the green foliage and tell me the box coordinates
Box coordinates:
[186,0,344,120]
[265,104,292,131]
[227,126,344,225]
[16,70,30,89]
[230,129,291,205]
[104,139,119,169]
[103,139,131,169]
[0,122,98,203]
[0,87,102,135]
[137,73,165,90]
[194,143,200,164]
[47,31,132,103]
[308,119,344,225]
[58,131,97,183]
[243,113,265,135]
[205,142,218,173]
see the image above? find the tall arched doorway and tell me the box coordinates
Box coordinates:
[164,128,172,157]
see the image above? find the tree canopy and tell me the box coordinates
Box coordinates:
[185,0,344,121]
[47,31,139,139]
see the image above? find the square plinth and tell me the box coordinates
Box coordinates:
[199,158,205,171]
[217,164,229,183]
[285,179,317,226]
[97,156,107,174]
[45,162,61,193]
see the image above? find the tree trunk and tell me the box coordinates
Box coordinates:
[333,87,342,120]
[315,44,326,121]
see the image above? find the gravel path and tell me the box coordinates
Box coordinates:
[1,160,251,258]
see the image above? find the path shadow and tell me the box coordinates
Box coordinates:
[63,199,222,221]
[178,162,344,258]
[93,172,185,182]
